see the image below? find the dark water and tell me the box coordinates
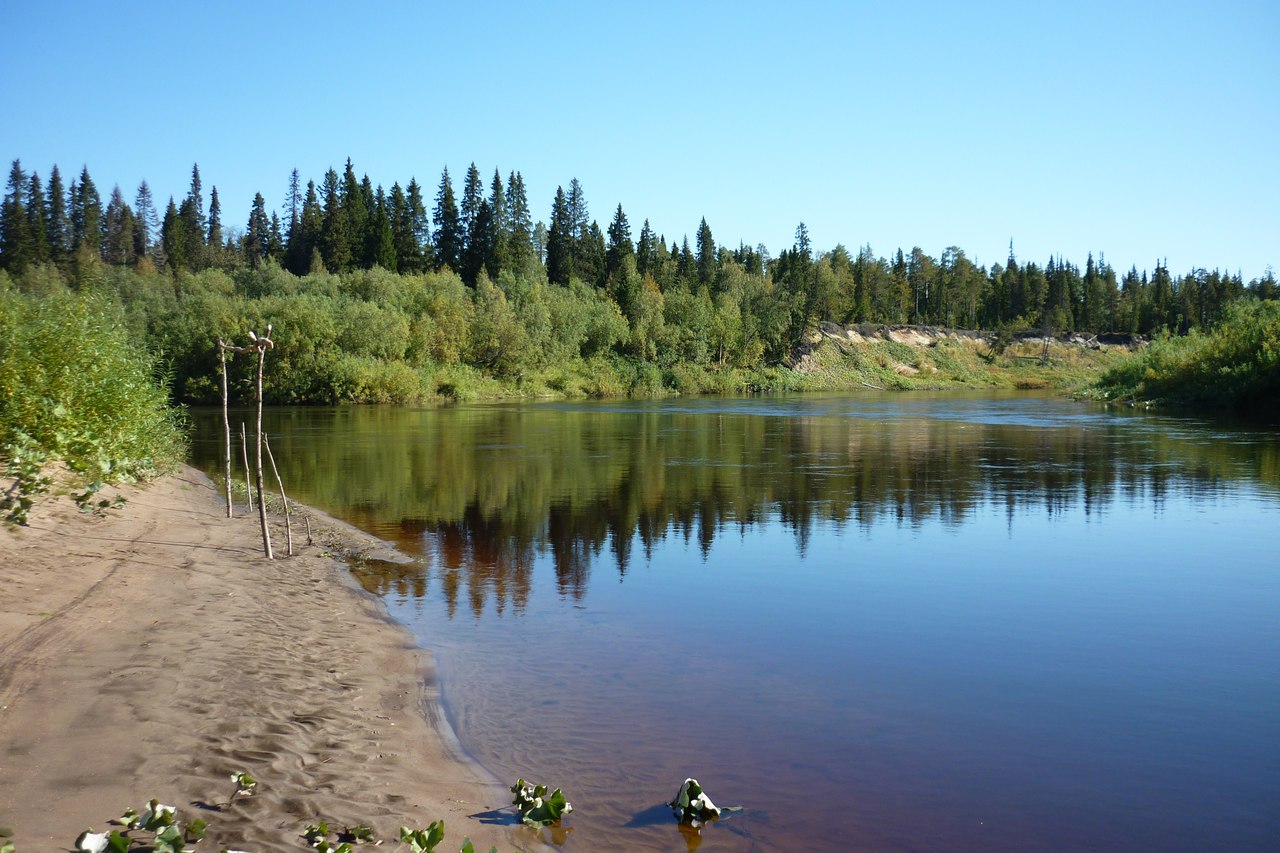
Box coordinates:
[190,393,1280,851]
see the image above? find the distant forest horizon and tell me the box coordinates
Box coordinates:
[3,156,1277,348]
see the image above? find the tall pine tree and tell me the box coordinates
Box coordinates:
[26,171,49,266]
[47,166,69,263]
[432,166,462,272]
[1,160,33,273]
[546,186,572,285]
[134,180,158,260]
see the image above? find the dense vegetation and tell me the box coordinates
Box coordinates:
[0,287,187,518]
[2,157,1275,405]
[1091,299,1280,414]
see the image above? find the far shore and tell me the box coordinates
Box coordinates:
[0,467,528,853]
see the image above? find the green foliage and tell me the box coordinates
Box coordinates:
[75,799,198,853]
[0,290,186,521]
[509,779,572,826]
[399,822,445,853]
[1092,299,1280,413]
[668,778,721,827]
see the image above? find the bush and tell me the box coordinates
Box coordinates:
[1093,299,1280,413]
[0,290,187,493]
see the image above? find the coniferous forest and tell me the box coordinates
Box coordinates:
[2,157,1276,405]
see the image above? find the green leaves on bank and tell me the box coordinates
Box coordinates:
[0,289,186,523]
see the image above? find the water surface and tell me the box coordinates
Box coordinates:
[192,393,1280,851]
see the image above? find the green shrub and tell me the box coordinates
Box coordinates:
[1093,299,1280,412]
[0,290,187,512]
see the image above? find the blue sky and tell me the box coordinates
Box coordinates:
[3,0,1276,279]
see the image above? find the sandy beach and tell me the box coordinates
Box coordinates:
[0,467,523,852]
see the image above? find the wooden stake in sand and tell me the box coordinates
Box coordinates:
[263,433,293,557]
[217,340,233,518]
[240,422,254,513]
[252,326,274,560]
[222,329,275,559]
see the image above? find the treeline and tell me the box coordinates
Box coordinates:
[3,157,1277,399]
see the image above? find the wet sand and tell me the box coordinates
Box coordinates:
[0,467,525,852]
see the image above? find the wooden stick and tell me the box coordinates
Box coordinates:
[263,433,292,557]
[219,341,233,518]
[240,422,254,512]
[254,332,273,560]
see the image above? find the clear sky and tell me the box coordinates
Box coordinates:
[3,0,1276,279]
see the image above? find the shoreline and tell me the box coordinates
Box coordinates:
[0,467,524,852]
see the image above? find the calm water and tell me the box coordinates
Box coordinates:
[191,393,1280,851]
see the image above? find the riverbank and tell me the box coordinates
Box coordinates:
[0,468,522,852]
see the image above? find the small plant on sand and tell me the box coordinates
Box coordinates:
[508,779,572,827]
[399,823,445,853]
[75,799,206,853]
[304,821,377,852]
[228,771,257,804]
[397,824,494,853]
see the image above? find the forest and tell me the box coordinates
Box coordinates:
[2,157,1277,405]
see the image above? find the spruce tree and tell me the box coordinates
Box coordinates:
[432,166,462,272]
[177,197,203,270]
[696,217,716,288]
[134,180,158,259]
[269,212,284,260]
[566,177,588,275]
[546,186,572,285]
[337,161,368,269]
[368,185,396,271]
[463,199,493,285]
[356,173,376,267]
[26,171,49,265]
[71,166,102,255]
[580,221,606,287]
[285,168,302,245]
[320,168,351,271]
[1,159,32,273]
[161,198,185,270]
[605,203,633,285]
[406,177,430,269]
[102,185,136,266]
[188,163,206,234]
[287,179,324,275]
[207,186,223,250]
[505,171,533,273]
[47,165,69,263]
[245,192,270,267]
[487,168,508,279]
[636,219,656,278]
[460,163,484,241]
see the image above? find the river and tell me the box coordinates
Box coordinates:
[191,392,1280,851]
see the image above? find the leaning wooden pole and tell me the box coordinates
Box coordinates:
[254,326,274,560]
[218,340,233,518]
[263,433,293,557]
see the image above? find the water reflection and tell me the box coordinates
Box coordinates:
[193,396,1280,618]
[187,394,1280,851]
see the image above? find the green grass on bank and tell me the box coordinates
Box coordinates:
[1088,299,1280,414]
